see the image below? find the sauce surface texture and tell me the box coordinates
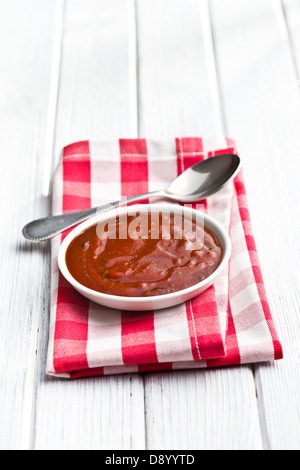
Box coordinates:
[65,212,223,297]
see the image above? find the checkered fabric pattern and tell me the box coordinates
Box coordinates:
[46,137,283,378]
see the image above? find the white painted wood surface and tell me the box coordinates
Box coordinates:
[0,0,299,450]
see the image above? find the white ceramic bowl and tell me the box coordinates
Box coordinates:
[58,204,231,311]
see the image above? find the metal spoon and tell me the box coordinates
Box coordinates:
[22,153,241,242]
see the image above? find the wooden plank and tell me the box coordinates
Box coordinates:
[136,0,263,450]
[137,0,222,138]
[210,0,300,450]
[53,0,138,161]
[0,0,59,450]
[144,367,262,450]
[33,0,146,450]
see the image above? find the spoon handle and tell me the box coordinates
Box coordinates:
[22,190,165,242]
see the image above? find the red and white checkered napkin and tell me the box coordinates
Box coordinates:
[46,137,283,378]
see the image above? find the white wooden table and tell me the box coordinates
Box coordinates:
[1,0,299,450]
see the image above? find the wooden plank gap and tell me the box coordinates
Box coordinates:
[20,244,49,450]
[133,0,140,137]
[251,364,270,450]
[277,0,300,86]
[200,0,227,136]
[42,0,66,197]
[128,0,139,138]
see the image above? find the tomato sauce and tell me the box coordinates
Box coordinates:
[65,212,223,297]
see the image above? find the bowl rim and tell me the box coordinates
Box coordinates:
[58,203,232,303]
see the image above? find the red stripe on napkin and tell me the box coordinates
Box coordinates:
[121,312,158,365]
[53,141,91,373]
[120,138,149,199]
[207,301,241,367]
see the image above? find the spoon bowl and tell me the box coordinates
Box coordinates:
[22,153,241,241]
[166,153,240,201]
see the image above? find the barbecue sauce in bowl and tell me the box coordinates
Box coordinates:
[65,212,223,297]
